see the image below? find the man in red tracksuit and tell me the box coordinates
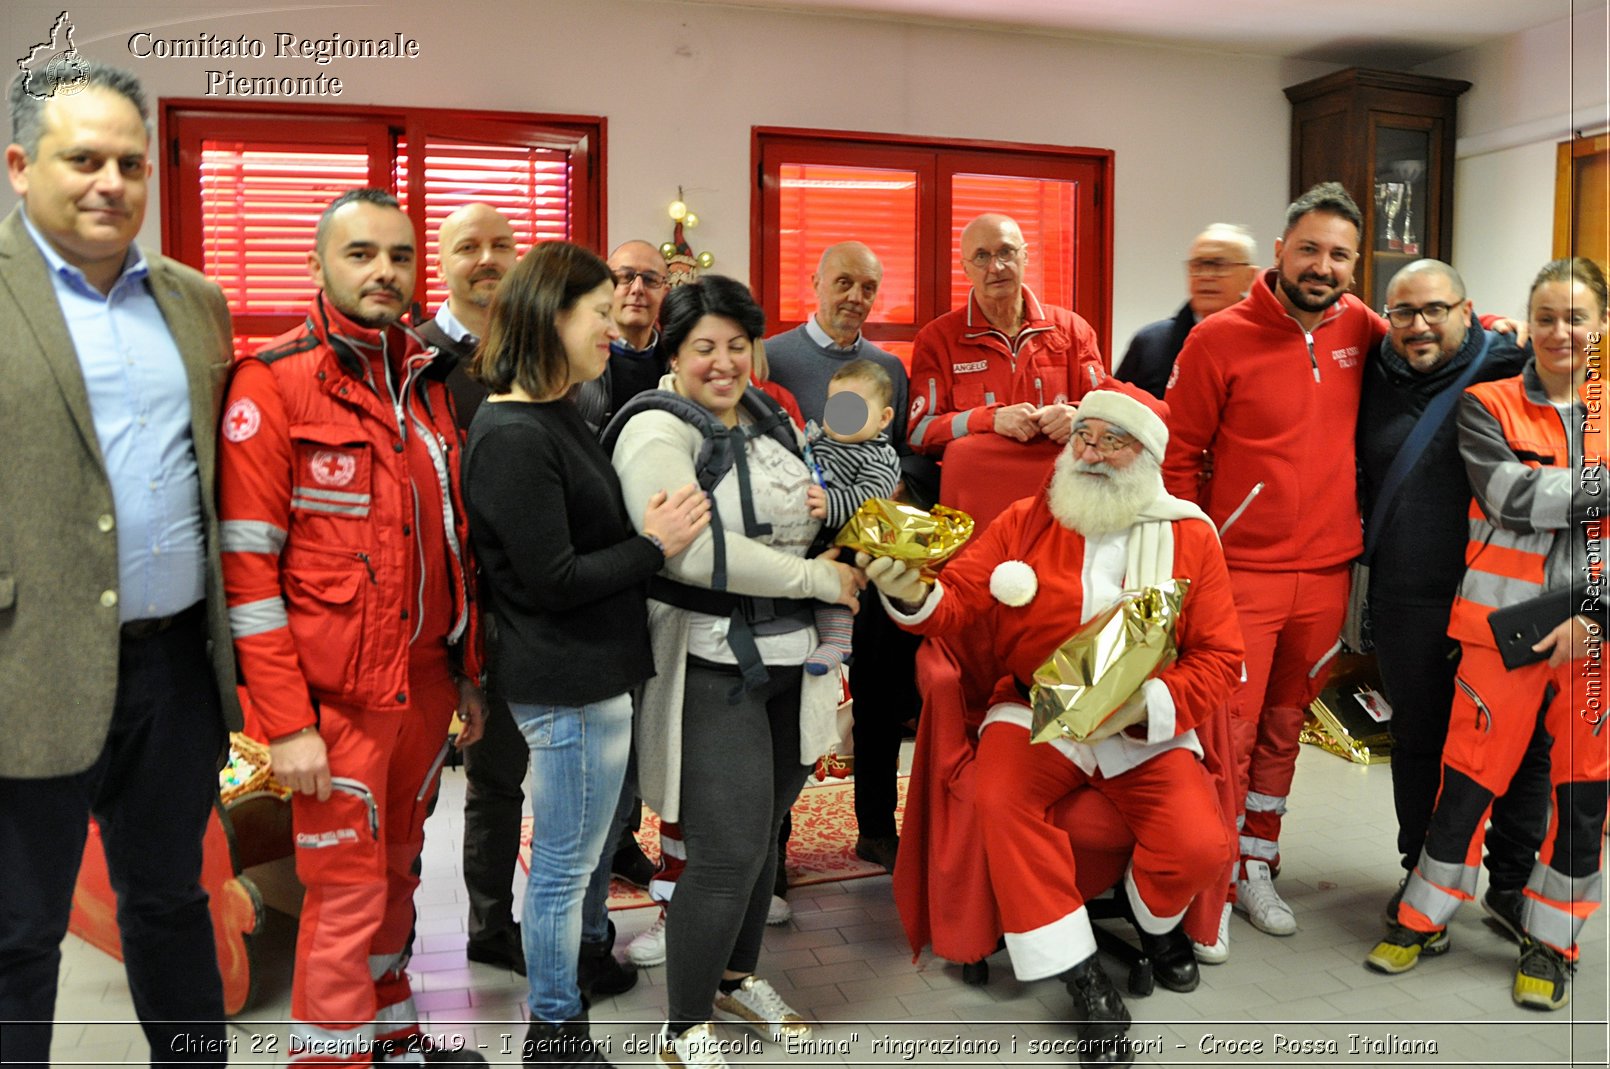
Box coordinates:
[1162,182,1386,945]
[218,188,486,1067]
[908,213,1108,458]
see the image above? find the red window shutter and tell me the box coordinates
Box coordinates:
[776,163,918,327]
[948,174,1078,312]
[163,103,604,357]
[396,137,573,313]
[199,141,372,323]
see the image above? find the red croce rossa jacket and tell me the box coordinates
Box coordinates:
[218,294,478,742]
[1162,269,1387,572]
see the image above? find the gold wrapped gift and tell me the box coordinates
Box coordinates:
[832,498,974,580]
[1029,580,1191,744]
[1302,652,1393,765]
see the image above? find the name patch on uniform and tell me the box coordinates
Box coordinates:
[1331,346,1361,369]
[223,398,261,443]
[296,829,358,849]
[952,360,989,374]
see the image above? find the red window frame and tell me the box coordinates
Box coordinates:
[753,127,1114,360]
[161,100,604,350]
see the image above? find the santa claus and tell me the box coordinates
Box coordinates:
[865,385,1243,1068]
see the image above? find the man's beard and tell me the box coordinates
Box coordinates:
[1046,447,1165,536]
[1277,269,1343,314]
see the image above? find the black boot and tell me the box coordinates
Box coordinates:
[1061,957,1134,1068]
[577,918,638,997]
[1137,922,1200,993]
[523,1009,614,1067]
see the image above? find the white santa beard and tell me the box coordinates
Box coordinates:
[1046,448,1164,536]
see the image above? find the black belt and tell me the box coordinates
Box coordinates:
[120,601,204,640]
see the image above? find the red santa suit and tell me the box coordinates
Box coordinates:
[885,467,1242,979]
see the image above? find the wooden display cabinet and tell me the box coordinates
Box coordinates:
[1285,68,1470,313]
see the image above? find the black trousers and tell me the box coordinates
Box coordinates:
[848,596,922,839]
[461,687,529,943]
[0,610,227,1065]
[1371,596,1551,888]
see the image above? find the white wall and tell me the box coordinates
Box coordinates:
[1415,5,1610,319]
[2,0,1340,355]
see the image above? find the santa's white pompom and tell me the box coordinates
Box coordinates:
[990,560,1038,606]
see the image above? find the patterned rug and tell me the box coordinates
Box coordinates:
[518,775,908,911]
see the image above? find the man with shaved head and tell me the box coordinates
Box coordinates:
[415,202,517,425]
[1117,224,1258,399]
[408,203,533,977]
[908,213,1107,457]
[766,241,928,877]
[1357,258,1545,933]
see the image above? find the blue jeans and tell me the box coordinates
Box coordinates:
[510,693,632,1023]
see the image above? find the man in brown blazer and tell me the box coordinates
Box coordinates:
[0,64,240,1064]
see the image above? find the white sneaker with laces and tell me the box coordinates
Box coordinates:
[1235,859,1296,935]
[766,894,792,925]
[713,975,811,1043]
[658,1022,729,1068]
[1192,901,1232,964]
[627,908,667,967]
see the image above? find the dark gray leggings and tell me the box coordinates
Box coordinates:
[666,658,811,1026]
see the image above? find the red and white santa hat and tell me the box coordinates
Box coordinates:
[1074,384,1170,461]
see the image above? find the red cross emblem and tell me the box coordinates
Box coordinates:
[310,450,357,487]
[223,398,261,443]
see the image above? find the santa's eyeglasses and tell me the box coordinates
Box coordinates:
[1071,427,1139,456]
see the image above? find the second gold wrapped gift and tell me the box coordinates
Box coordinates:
[1029,579,1190,744]
[832,498,974,580]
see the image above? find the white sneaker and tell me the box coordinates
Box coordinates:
[1235,860,1296,935]
[627,908,667,966]
[766,894,792,926]
[658,1022,729,1068]
[1193,901,1232,964]
[713,975,811,1042]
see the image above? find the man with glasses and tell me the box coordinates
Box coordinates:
[1163,183,1387,949]
[874,385,1242,1068]
[576,239,674,430]
[908,213,1107,456]
[1116,224,1257,399]
[1357,259,1545,935]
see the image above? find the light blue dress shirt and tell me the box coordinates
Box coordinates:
[22,211,205,623]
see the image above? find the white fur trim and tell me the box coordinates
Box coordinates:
[989,560,1038,606]
[1124,862,1187,935]
[980,703,1033,733]
[1004,905,1098,981]
[879,580,943,625]
[1142,678,1177,745]
[1076,388,1168,461]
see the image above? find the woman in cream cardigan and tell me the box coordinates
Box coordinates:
[609,275,863,1069]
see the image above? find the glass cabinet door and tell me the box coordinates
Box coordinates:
[1369,123,1434,311]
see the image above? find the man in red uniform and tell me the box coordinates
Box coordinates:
[908,213,1107,456]
[874,386,1242,1069]
[218,188,487,1066]
[1162,182,1386,946]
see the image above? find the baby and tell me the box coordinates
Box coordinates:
[805,358,901,675]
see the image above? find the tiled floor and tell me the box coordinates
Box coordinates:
[47,745,1609,1067]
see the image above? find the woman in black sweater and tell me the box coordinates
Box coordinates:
[463,241,707,1066]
